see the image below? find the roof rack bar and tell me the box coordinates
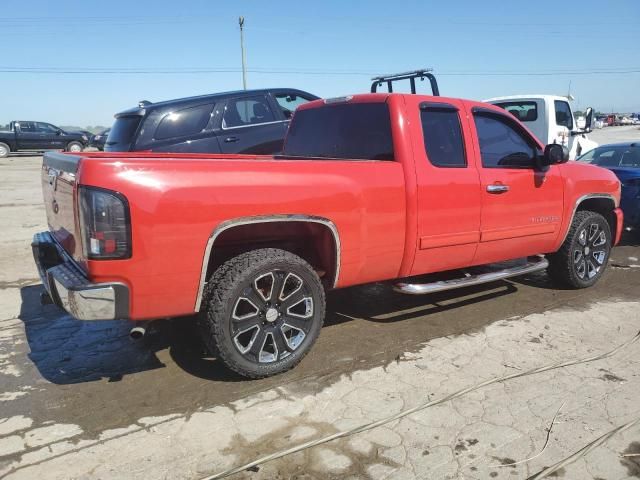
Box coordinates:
[371,69,440,96]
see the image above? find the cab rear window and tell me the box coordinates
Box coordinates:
[494,101,538,122]
[283,103,394,160]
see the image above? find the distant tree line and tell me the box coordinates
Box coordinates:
[1,123,109,133]
[61,125,110,134]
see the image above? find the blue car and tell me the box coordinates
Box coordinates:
[578,142,640,233]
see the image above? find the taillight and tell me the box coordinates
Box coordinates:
[78,186,131,259]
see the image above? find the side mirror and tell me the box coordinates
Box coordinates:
[547,143,569,163]
[56,129,63,135]
[584,107,593,132]
[536,144,569,171]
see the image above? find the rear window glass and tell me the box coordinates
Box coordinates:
[107,116,142,149]
[283,103,394,160]
[494,101,538,122]
[154,104,213,140]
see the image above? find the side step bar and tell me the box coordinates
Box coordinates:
[393,256,549,295]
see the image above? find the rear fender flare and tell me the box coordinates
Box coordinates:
[194,214,341,311]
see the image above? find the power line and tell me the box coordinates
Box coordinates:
[0,15,638,26]
[0,66,639,76]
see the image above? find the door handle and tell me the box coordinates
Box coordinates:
[224,136,239,143]
[487,184,509,194]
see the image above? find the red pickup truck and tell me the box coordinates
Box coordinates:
[33,91,622,378]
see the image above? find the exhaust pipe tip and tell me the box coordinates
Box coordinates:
[40,291,53,306]
[129,326,146,341]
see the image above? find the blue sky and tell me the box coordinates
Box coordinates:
[1,0,639,126]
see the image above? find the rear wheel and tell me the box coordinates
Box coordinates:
[66,141,83,153]
[0,142,9,158]
[547,211,611,288]
[199,248,326,378]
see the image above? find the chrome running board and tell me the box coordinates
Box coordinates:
[393,256,549,295]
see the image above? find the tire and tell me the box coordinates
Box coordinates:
[547,211,612,288]
[66,141,83,153]
[0,142,9,158]
[198,248,326,379]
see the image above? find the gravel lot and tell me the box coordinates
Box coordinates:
[1,126,639,479]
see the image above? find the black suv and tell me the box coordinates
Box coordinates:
[105,88,319,154]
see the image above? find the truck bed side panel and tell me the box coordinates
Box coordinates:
[78,157,406,320]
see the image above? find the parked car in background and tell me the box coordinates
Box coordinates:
[105,88,319,154]
[595,116,608,128]
[0,121,88,158]
[90,129,110,151]
[485,95,597,159]
[578,142,640,234]
[620,116,633,126]
[34,84,623,378]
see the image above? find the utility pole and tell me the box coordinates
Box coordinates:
[239,16,247,90]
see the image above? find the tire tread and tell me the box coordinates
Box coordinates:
[547,210,610,288]
[198,248,325,379]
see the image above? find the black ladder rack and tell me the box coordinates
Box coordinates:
[370,69,440,96]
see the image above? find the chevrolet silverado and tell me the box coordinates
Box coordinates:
[33,84,623,378]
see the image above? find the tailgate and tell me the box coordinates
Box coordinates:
[41,152,85,268]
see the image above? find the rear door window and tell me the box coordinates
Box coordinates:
[420,106,466,167]
[554,100,574,129]
[283,102,394,160]
[223,96,276,128]
[493,101,538,122]
[18,122,36,132]
[154,103,213,140]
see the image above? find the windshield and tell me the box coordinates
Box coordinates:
[283,102,394,160]
[578,146,640,168]
[105,116,142,151]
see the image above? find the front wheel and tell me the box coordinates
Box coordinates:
[199,248,326,378]
[547,211,612,288]
[66,141,83,153]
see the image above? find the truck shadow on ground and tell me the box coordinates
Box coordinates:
[618,231,640,247]
[18,285,168,384]
[19,279,519,386]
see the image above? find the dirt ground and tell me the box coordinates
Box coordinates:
[1,126,639,479]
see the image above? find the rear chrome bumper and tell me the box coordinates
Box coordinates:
[32,232,129,321]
